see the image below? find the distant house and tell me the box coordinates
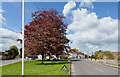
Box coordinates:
[27,51,85,60]
[68,51,85,59]
[112,52,120,60]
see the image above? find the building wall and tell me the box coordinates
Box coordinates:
[69,53,85,59]
[112,52,120,60]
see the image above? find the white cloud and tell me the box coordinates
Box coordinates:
[0,8,21,51]
[0,9,4,13]
[62,1,76,17]
[80,0,95,9]
[0,14,6,25]
[64,1,118,54]
[0,28,22,51]
[0,9,6,26]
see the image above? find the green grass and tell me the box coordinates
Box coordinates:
[1,61,22,75]
[1,60,70,75]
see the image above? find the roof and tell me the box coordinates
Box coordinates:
[112,52,120,56]
[68,51,85,55]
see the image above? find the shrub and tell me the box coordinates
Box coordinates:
[85,55,88,59]
[104,51,114,60]
[2,52,9,56]
[117,56,120,61]
[9,45,19,56]
[11,50,16,58]
[7,50,13,55]
[50,56,53,58]
[97,52,104,59]
[10,49,19,57]
[97,51,114,60]
[9,45,18,52]
[63,56,68,59]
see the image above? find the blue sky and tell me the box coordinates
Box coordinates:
[24,2,118,24]
[2,2,118,32]
[2,2,22,33]
[1,2,118,54]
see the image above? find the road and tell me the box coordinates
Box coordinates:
[0,56,21,67]
[72,60,119,75]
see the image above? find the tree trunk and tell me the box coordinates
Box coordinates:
[42,54,44,64]
[56,54,58,60]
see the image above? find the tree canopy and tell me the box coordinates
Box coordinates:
[9,45,18,52]
[70,48,79,52]
[21,9,70,58]
[95,50,114,60]
[94,50,103,57]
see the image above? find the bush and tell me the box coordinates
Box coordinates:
[9,45,18,52]
[85,55,88,59]
[117,56,120,61]
[104,51,114,60]
[91,55,94,59]
[2,52,9,56]
[50,56,53,58]
[10,49,19,57]
[97,52,104,59]
[96,51,114,60]
[8,50,13,55]
[63,56,68,59]
[2,49,18,59]
[9,45,19,57]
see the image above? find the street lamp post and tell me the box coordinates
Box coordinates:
[86,44,92,60]
[86,44,89,60]
[22,0,24,76]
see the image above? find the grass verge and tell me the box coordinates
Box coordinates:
[1,60,70,75]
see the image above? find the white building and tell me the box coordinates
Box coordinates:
[68,51,85,59]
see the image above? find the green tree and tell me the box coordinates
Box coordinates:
[91,55,94,60]
[97,52,104,59]
[70,48,79,52]
[95,50,102,56]
[85,55,88,59]
[94,50,103,60]
[117,56,120,61]
[9,45,19,57]
[104,51,114,60]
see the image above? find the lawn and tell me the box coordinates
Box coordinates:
[1,61,22,75]
[1,60,70,76]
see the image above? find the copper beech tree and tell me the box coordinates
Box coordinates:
[18,9,70,63]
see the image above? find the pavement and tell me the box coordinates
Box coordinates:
[93,60,120,69]
[71,59,119,75]
[0,56,22,67]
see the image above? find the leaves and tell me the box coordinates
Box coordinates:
[19,9,70,56]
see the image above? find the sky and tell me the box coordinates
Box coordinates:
[0,2,22,51]
[0,1,118,55]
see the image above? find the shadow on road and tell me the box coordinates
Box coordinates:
[36,61,71,65]
[71,59,82,62]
